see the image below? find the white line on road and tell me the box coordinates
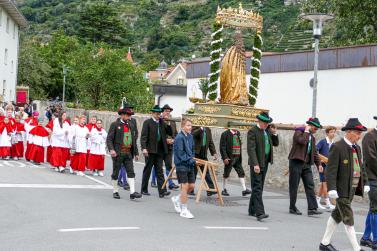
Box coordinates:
[3,161,26,168]
[0,184,113,189]
[58,227,140,232]
[204,226,269,230]
[84,175,113,188]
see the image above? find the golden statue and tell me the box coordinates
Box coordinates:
[220,30,249,106]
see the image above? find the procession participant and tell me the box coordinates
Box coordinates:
[319,118,369,251]
[17,107,28,122]
[50,112,71,173]
[288,117,323,216]
[0,117,13,159]
[70,115,90,176]
[219,127,251,196]
[191,126,218,196]
[86,116,97,132]
[171,118,196,219]
[88,119,107,177]
[140,105,171,198]
[45,115,55,164]
[151,104,179,190]
[247,112,279,221]
[117,102,137,190]
[360,116,377,250]
[24,111,39,161]
[316,126,337,210]
[28,118,50,165]
[0,109,5,123]
[106,107,142,200]
[11,115,25,160]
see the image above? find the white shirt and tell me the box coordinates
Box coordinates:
[89,127,107,155]
[343,137,353,147]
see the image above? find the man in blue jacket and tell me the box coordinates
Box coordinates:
[171,118,196,219]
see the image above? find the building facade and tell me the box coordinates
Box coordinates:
[0,0,27,103]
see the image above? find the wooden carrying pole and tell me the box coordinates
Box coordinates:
[162,158,224,206]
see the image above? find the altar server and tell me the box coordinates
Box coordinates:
[88,119,107,176]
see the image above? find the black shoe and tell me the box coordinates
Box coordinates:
[123,183,130,191]
[141,191,151,196]
[113,192,120,199]
[360,238,373,248]
[159,191,171,198]
[242,189,252,196]
[207,191,217,197]
[151,182,157,188]
[289,208,302,215]
[221,189,230,196]
[319,243,338,251]
[249,213,256,217]
[308,209,323,216]
[256,214,269,221]
[130,192,142,200]
[168,184,179,190]
[188,191,195,196]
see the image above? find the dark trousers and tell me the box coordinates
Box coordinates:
[141,153,166,195]
[289,159,317,210]
[332,189,355,226]
[223,155,245,178]
[111,152,135,180]
[249,164,268,216]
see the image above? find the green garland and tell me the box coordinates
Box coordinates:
[208,21,223,101]
[249,31,263,106]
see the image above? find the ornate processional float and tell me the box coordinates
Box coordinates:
[184,3,268,130]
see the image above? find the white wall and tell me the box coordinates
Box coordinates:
[0,6,19,102]
[155,94,187,118]
[187,66,377,127]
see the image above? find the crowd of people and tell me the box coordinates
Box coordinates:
[1,99,376,251]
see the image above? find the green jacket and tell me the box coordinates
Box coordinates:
[326,138,368,198]
[247,125,279,168]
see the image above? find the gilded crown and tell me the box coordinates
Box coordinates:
[216,3,263,31]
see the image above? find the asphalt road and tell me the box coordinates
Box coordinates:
[0,157,371,251]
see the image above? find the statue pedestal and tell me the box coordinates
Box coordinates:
[183,103,268,130]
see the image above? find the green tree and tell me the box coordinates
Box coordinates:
[71,44,153,112]
[78,1,128,46]
[198,78,210,102]
[18,39,52,99]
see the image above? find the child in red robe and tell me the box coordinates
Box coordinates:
[11,115,25,160]
[0,117,13,159]
[24,111,39,161]
[45,117,54,164]
[28,119,50,165]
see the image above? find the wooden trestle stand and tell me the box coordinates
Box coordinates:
[162,158,224,206]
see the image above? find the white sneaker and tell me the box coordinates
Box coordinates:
[4,156,10,160]
[98,171,104,177]
[317,197,327,210]
[59,167,65,173]
[180,208,194,219]
[69,167,74,174]
[325,198,336,210]
[93,171,98,176]
[13,157,18,161]
[77,171,85,176]
[171,196,181,213]
[54,167,59,172]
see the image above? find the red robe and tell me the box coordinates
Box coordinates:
[28,126,49,163]
[45,120,54,163]
[11,122,25,158]
[0,123,13,157]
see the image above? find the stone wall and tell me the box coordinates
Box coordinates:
[66,108,350,190]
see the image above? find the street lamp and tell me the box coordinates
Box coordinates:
[301,13,333,118]
[62,65,68,106]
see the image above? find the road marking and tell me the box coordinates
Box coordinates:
[204,226,269,230]
[3,161,26,168]
[84,175,113,188]
[58,227,140,232]
[0,184,112,189]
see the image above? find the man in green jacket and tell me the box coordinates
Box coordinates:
[319,118,369,251]
[247,112,279,221]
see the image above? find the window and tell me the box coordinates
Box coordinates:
[6,17,10,33]
[11,60,14,73]
[4,49,8,65]
[176,76,184,85]
[13,23,16,39]
[0,9,3,27]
